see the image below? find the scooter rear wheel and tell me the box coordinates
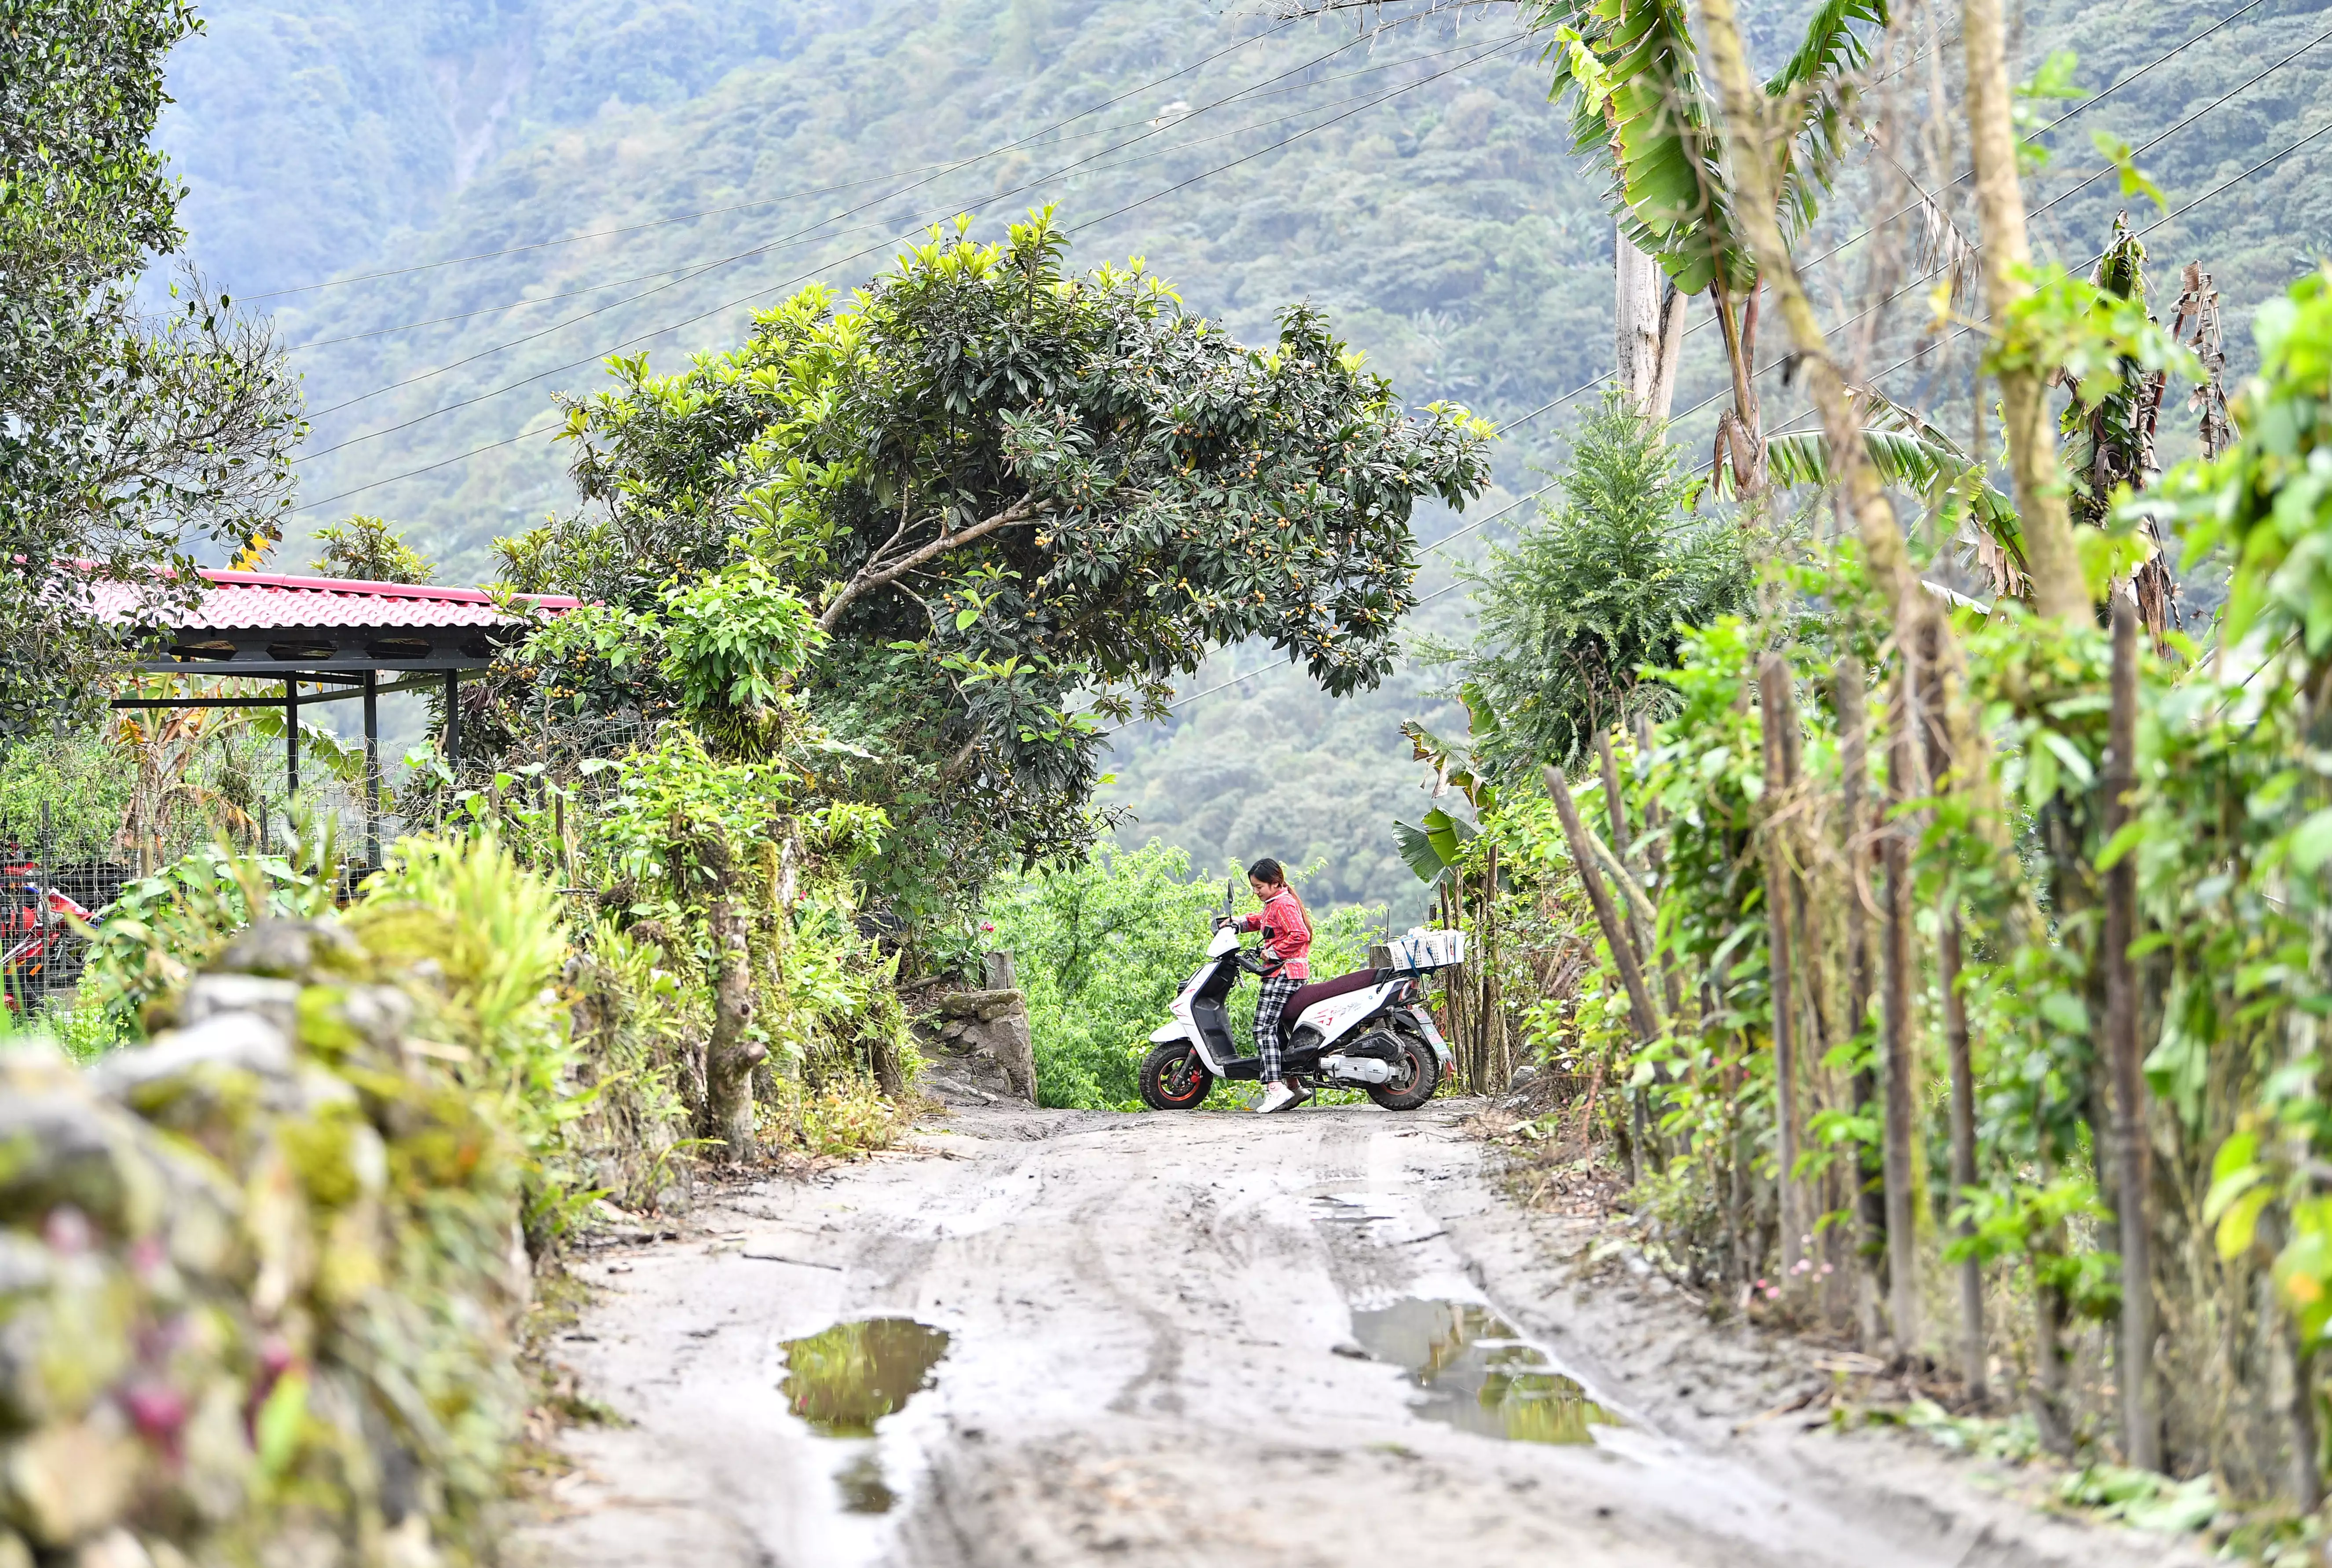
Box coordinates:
[1139,1041,1215,1110]
[1365,1034,1438,1111]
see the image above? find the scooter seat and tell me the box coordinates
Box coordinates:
[1285,967,1381,1022]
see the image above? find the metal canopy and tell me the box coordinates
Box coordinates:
[95,568,575,865]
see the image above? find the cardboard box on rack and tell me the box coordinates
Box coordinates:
[1368,927,1467,974]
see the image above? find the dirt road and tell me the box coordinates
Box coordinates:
[515,1099,2199,1568]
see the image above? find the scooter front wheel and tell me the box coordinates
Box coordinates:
[1139,1041,1215,1110]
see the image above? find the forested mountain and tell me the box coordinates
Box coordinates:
[154,0,2332,915]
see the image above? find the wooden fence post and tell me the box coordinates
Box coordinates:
[2104,586,2159,1466]
[1757,654,1804,1298]
[1882,654,1921,1355]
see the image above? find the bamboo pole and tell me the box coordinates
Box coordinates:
[1962,0,2085,621]
[2104,586,2159,1467]
[1882,656,1922,1355]
[1915,622,1987,1401]
[1757,654,1804,1295]
[1601,726,1683,1022]
[1835,657,1886,1343]
[1547,764,1665,1047]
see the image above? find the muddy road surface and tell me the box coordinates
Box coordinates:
[516,1102,2197,1568]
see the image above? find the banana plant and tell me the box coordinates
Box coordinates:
[1392,710,1497,889]
[1707,388,2032,597]
[1535,0,1889,488]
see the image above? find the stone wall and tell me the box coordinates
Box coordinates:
[917,989,1037,1105]
[0,921,529,1568]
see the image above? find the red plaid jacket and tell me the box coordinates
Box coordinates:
[1237,889,1311,979]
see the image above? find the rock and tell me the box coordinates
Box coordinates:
[0,1091,162,1242]
[0,1408,144,1547]
[94,1011,295,1101]
[67,1528,152,1568]
[170,981,304,1047]
[927,989,1024,1021]
[206,921,365,985]
[0,1252,135,1428]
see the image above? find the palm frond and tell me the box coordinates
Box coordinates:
[1764,0,1888,240]
[1541,0,1739,295]
[1714,391,2029,597]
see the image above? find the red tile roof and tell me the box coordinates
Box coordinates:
[87,568,579,632]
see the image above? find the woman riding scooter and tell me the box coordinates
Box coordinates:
[1228,858,1311,1114]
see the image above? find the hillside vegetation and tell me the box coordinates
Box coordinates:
[154,0,2332,912]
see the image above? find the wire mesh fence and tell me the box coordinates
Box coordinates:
[0,792,395,1018]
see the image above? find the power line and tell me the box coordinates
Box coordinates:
[289,34,1522,513]
[289,30,1521,355]
[1486,0,2295,447]
[1108,100,2332,738]
[248,19,1302,303]
[2031,17,2332,221]
[294,22,1512,448]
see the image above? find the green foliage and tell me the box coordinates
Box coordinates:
[310,513,435,583]
[1,1,303,729]
[500,211,1489,915]
[982,839,1380,1108]
[2012,49,2087,172]
[2160,264,2332,664]
[1423,393,1749,772]
[1988,260,2199,418]
[344,833,582,1237]
[660,558,825,717]
[76,823,344,1035]
[0,725,133,859]
[1536,0,1887,293]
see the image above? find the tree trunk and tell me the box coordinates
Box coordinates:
[1597,728,1678,1018]
[1617,229,1667,413]
[1651,283,1687,423]
[1915,621,1987,1401]
[1882,659,1922,1356]
[2103,587,2159,1466]
[1757,654,1804,1299]
[705,895,765,1163]
[1546,765,1666,1048]
[1962,0,2084,620]
[1835,656,1887,1345]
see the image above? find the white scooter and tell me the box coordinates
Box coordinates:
[1137,916,1461,1112]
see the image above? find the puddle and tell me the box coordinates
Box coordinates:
[779,1318,951,1514]
[832,1453,896,1514]
[1349,1298,1619,1446]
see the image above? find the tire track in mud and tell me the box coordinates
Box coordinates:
[517,1102,2202,1568]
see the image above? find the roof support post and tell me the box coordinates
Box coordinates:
[364,670,381,870]
[444,670,461,771]
[284,677,299,813]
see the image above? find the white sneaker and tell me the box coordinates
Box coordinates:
[1256,1083,1299,1114]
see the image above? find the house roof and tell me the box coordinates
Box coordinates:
[87,568,578,632]
[88,568,579,675]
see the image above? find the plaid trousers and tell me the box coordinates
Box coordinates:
[1253,971,1303,1082]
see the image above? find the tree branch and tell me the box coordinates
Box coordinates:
[816,494,1046,634]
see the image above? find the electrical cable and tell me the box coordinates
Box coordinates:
[289,29,1524,354]
[289,33,1524,511]
[1111,95,2332,736]
[248,18,1302,302]
[2030,18,2332,221]
[1488,0,2292,446]
[295,22,1518,444]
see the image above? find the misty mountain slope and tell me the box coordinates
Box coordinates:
[152,0,2332,912]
